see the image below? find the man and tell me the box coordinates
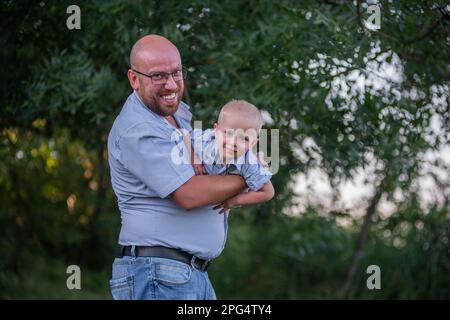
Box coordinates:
[107,34,247,300]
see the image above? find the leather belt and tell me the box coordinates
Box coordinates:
[116,245,212,272]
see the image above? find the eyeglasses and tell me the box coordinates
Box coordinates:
[131,67,187,84]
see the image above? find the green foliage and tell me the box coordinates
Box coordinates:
[0,0,448,299]
[209,206,450,299]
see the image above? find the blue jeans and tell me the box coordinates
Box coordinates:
[109,254,217,300]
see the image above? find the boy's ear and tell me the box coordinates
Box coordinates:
[250,137,259,147]
[213,123,218,129]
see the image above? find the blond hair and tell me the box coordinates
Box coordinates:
[218,100,262,130]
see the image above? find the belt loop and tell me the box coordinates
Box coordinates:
[131,245,136,257]
[190,256,196,269]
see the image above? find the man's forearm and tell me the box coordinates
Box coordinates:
[171,175,247,210]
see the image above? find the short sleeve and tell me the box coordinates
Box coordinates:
[239,151,272,191]
[119,122,195,198]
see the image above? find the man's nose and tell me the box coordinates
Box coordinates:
[164,75,178,90]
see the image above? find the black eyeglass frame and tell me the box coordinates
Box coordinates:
[131,67,188,84]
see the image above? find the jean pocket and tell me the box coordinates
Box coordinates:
[153,259,192,285]
[109,276,134,300]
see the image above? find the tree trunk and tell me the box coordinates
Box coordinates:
[339,185,384,299]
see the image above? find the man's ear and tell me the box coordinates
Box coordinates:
[127,69,139,91]
[213,123,218,129]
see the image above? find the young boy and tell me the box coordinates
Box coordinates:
[185,100,275,213]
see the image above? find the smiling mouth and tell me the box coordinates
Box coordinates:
[160,92,177,103]
[225,146,237,153]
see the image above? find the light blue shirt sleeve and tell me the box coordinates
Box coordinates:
[119,122,195,199]
[238,150,272,191]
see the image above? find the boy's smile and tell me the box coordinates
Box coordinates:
[214,122,259,164]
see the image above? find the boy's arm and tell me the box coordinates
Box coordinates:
[214,181,275,213]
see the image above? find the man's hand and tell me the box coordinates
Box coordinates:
[189,138,207,175]
[213,195,241,214]
[192,162,207,175]
[191,150,207,175]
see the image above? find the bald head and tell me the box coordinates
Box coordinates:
[127,35,184,116]
[130,34,181,70]
[218,100,263,131]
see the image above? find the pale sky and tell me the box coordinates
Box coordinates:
[263,42,449,223]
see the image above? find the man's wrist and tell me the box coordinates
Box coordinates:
[231,195,242,208]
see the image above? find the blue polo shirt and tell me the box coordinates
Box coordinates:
[107,91,227,260]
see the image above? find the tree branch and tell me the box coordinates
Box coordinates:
[339,174,385,299]
[404,8,449,45]
[356,0,364,29]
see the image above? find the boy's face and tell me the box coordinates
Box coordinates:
[214,114,259,163]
